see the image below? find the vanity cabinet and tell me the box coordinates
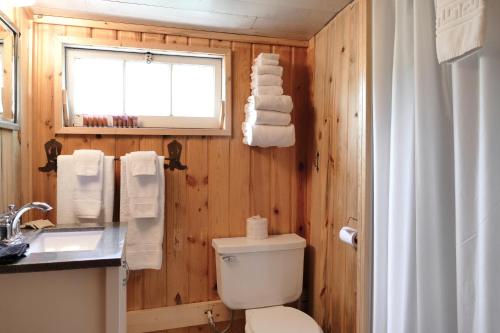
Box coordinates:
[0,265,126,333]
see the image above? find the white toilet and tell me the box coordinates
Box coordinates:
[212,233,323,333]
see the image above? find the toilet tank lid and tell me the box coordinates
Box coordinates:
[212,234,306,254]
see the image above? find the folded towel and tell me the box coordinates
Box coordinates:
[435,0,486,63]
[254,57,279,66]
[252,65,283,76]
[128,151,157,176]
[73,153,104,219]
[248,95,293,113]
[123,153,161,219]
[245,104,291,126]
[256,53,279,62]
[120,155,165,270]
[251,74,283,88]
[242,122,295,148]
[73,149,103,176]
[252,86,284,96]
[57,155,115,224]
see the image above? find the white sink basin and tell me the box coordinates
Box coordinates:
[29,230,104,253]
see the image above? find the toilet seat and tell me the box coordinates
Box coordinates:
[245,306,323,333]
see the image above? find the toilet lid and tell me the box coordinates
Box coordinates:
[246,306,322,333]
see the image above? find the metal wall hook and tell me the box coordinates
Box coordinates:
[38,139,62,173]
[165,140,188,171]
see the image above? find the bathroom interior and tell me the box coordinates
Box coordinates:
[0,0,497,332]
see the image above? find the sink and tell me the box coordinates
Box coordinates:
[28,230,104,253]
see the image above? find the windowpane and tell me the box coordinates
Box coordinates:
[124,61,171,116]
[171,63,216,118]
[71,57,124,116]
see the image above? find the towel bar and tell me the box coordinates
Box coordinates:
[38,139,188,173]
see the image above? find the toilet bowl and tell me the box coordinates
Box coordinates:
[245,306,322,333]
[212,234,323,333]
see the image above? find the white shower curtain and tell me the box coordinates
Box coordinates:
[373,0,500,332]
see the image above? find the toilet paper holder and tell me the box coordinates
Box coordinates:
[339,226,358,249]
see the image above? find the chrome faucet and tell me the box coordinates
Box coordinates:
[0,202,52,244]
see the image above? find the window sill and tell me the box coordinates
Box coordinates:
[55,126,231,136]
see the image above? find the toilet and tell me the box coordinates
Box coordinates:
[212,234,323,333]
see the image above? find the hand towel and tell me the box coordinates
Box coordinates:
[128,151,157,176]
[120,155,165,270]
[73,149,103,176]
[73,153,104,218]
[251,65,283,77]
[245,104,291,126]
[435,0,486,63]
[247,95,293,113]
[251,74,283,88]
[123,153,160,219]
[57,155,114,224]
[252,86,284,96]
[242,122,295,148]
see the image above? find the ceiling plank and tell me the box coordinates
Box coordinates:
[32,14,310,47]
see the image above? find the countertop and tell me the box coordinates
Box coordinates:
[0,223,127,274]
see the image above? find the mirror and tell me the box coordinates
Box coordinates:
[0,10,19,130]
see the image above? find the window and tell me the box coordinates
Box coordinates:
[58,38,231,135]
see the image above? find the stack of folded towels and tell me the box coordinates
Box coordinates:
[243,53,295,148]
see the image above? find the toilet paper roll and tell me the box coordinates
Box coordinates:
[246,215,268,240]
[339,226,358,249]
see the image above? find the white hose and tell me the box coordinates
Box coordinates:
[206,309,234,333]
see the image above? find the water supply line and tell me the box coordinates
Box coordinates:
[206,308,234,333]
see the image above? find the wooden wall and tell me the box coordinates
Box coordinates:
[0,7,31,212]
[29,17,311,332]
[307,1,364,332]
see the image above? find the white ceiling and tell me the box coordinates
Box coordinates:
[31,0,352,40]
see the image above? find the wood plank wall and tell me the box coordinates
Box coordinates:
[0,8,31,212]
[29,19,311,332]
[307,1,362,333]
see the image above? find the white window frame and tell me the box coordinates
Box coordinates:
[54,36,232,136]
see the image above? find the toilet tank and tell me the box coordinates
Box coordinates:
[212,234,306,310]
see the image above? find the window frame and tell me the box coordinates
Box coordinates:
[53,36,232,136]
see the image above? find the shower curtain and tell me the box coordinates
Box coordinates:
[373,0,500,332]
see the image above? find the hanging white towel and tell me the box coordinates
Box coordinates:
[57,155,114,224]
[128,151,157,176]
[242,122,295,148]
[251,74,283,88]
[248,95,293,113]
[124,153,160,219]
[73,149,103,176]
[245,104,291,126]
[120,155,165,270]
[252,86,284,96]
[251,65,283,76]
[435,0,486,63]
[71,150,105,218]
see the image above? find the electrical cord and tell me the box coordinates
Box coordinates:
[206,309,234,333]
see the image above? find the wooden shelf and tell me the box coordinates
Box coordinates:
[56,126,231,136]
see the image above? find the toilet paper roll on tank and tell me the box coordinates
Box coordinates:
[246,215,269,240]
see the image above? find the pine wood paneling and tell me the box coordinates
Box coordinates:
[30,17,311,332]
[307,1,366,332]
